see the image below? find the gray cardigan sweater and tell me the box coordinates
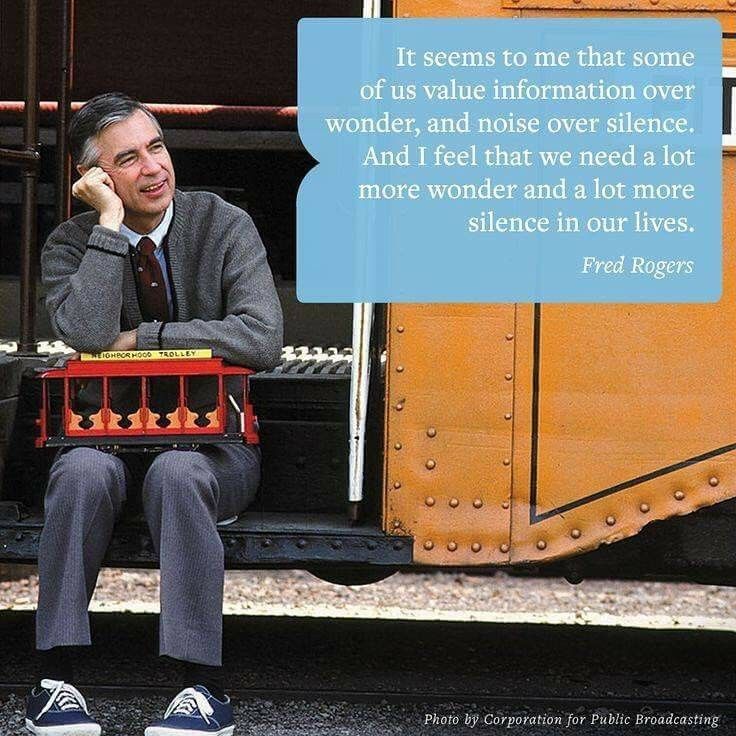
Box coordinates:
[41,190,283,370]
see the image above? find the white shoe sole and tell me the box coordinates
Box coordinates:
[25,719,101,736]
[145,727,234,736]
[216,515,238,527]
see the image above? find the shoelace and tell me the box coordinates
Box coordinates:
[36,679,90,719]
[164,688,214,724]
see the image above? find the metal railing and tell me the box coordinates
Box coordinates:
[0,0,75,352]
[0,0,40,353]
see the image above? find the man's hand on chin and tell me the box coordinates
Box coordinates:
[105,329,138,352]
[72,166,124,232]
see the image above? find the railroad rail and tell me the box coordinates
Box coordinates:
[0,682,733,713]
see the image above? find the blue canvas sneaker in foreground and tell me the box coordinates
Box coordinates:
[145,685,234,736]
[25,679,101,736]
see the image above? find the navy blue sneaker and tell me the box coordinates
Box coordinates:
[145,685,234,736]
[25,679,101,735]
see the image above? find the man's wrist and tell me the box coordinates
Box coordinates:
[104,328,138,352]
[98,211,123,231]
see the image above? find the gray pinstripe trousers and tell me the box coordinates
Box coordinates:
[35,443,260,666]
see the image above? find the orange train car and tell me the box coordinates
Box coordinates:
[379,0,736,577]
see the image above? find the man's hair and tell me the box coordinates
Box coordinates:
[69,92,162,168]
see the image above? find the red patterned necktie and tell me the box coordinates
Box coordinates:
[134,236,170,323]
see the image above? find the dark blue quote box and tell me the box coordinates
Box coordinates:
[297,19,722,303]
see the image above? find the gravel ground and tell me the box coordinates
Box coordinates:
[1,693,728,736]
[1,607,733,736]
[2,568,735,630]
[2,570,734,735]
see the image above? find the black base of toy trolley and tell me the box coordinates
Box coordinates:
[43,433,247,452]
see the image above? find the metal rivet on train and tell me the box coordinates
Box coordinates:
[709,476,719,487]
[649,0,658,4]
[427,427,437,437]
[426,459,436,470]
[424,540,434,550]
[504,413,512,420]
[449,497,459,508]
[366,540,377,550]
[506,333,514,340]
[397,325,405,333]
[395,403,404,411]
[730,0,736,7]
[393,541,404,551]
[262,539,272,548]
[501,501,510,509]
[674,490,685,500]
[447,541,458,552]
[640,503,650,513]
[331,540,342,550]
[505,373,513,381]
[500,543,510,553]
[393,520,402,529]
[537,540,547,550]
[425,496,435,507]
[503,458,511,466]
[394,442,402,450]
[605,516,616,526]
[393,481,401,489]
[571,529,581,539]
[396,365,404,372]
[471,542,482,553]
[297,539,307,549]
[473,498,483,508]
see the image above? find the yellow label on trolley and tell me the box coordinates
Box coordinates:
[80,349,213,361]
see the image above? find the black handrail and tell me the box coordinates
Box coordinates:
[0,0,71,352]
[0,0,40,352]
[56,0,75,225]
[18,0,40,353]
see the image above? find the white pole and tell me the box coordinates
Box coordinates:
[362,0,381,17]
[349,303,374,504]
[349,0,382,508]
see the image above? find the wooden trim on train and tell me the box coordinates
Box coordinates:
[501,0,736,11]
[399,0,736,13]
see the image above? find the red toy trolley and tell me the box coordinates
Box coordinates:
[35,349,259,450]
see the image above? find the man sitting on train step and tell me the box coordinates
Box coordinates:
[25,92,283,736]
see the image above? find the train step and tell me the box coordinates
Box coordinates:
[0,505,411,568]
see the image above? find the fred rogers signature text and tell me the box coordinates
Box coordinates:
[581,255,694,280]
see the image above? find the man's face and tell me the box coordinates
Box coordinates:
[91,109,175,229]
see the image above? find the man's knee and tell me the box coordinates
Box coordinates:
[142,450,218,511]
[45,447,126,515]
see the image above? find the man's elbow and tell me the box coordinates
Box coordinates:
[251,328,283,371]
[262,338,284,371]
[234,322,282,371]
